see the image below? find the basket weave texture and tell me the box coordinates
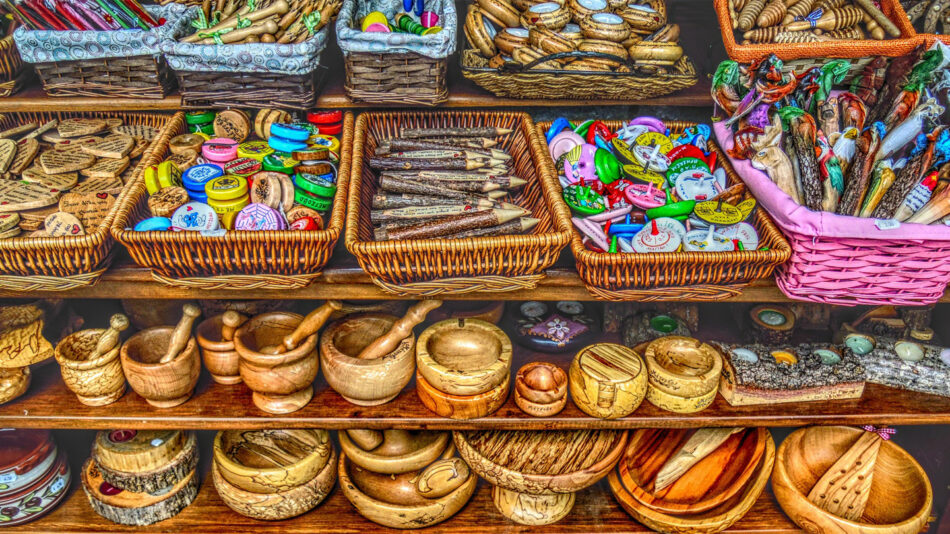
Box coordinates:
[345,111,572,296]
[538,120,791,302]
[0,34,27,97]
[714,121,950,306]
[0,111,179,290]
[112,114,353,290]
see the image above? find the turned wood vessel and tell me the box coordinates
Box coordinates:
[416,318,512,396]
[416,370,510,419]
[213,429,334,494]
[627,41,683,65]
[514,362,568,417]
[92,431,198,495]
[338,429,476,529]
[609,429,775,534]
[196,312,246,385]
[54,314,129,406]
[569,343,647,419]
[320,314,415,406]
[233,312,320,415]
[453,429,628,525]
[0,366,30,405]
[643,336,722,398]
[772,426,932,534]
[120,327,200,408]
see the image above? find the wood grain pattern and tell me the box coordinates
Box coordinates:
[415,318,512,396]
[806,431,881,521]
[213,429,333,494]
[196,314,244,386]
[416,371,510,420]
[119,327,200,409]
[54,328,125,406]
[569,343,648,420]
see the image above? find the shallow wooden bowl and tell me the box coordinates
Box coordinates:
[772,426,932,534]
[609,430,775,534]
[339,453,477,529]
[416,318,512,396]
[416,370,510,419]
[643,336,722,398]
[453,429,628,494]
[0,366,30,405]
[214,429,334,494]
[233,312,318,414]
[320,314,414,406]
[618,428,767,515]
[55,329,125,406]
[340,430,450,475]
[213,445,337,520]
[120,327,200,408]
[196,315,241,385]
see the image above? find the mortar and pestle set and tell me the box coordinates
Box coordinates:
[55,314,131,406]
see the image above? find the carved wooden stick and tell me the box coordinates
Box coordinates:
[184,0,288,42]
[277,300,342,353]
[159,305,201,364]
[356,300,442,360]
[92,314,129,359]
[198,20,279,45]
[853,0,900,36]
[221,311,247,342]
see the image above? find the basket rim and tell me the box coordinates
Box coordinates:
[344,110,573,255]
[112,112,354,248]
[713,0,920,62]
[536,119,792,273]
[459,47,698,80]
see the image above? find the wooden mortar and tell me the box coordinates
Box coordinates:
[319,314,415,406]
[0,366,30,405]
[54,327,126,407]
[416,318,512,397]
[213,429,334,495]
[119,327,200,408]
[233,312,319,414]
[196,311,246,385]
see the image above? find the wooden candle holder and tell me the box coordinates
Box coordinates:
[338,429,477,529]
[119,327,200,408]
[773,426,932,534]
[454,429,628,525]
[0,366,29,405]
[82,458,199,526]
[54,315,129,406]
[514,362,567,417]
[233,312,319,415]
[320,314,415,406]
[568,343,647,419]
[196,312,246,385]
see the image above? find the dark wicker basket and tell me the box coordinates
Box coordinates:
[176,68,325,110]
[344,52,448,106]
[32,56,176,99]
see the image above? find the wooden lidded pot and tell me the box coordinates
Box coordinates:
[319,313,415,406]
[196,312,246,385]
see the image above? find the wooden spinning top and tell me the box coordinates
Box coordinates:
[514,362,567,417]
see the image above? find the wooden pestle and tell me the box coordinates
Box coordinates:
[158,305,201,364]
[260,301,342,355]
[92,314,130,359]
[221,311,247,342]
[347,429,384,450]
[356,300,443,360]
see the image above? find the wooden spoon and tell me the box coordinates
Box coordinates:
[158,304,201,364]
[807,430,882,521]
[356,300,442,360]
[92,314,129,359]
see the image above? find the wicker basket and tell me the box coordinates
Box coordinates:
[346,111,573,296]
[714,0,919,74]
[112,113,353,290]
[714,121,950,307]
[0,111,179,291]
[0,33,29,97]
[337,0,456,106]
[461,49,697,100]
[538,120,791,302]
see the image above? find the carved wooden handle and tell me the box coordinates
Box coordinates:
[198,19,279,45]
[278,300,342,353]
[221,311,247,342]
[184,0,289,42]
[357,300,442,360]
[159,304,201,364]
[92,314,130,358]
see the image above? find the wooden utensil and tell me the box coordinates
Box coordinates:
[806,430,881,520]
[159,304,201,364]
[262,301,341,355]
[655,428,743,492]
[92,314,130,360]
[357,300,441,360]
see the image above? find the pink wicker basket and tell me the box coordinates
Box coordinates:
[714,122,950,306]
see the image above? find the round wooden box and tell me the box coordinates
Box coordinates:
[514,362,568,417]
[569,343,647,419]
[120,327,200,408]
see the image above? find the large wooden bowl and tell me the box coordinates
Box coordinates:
[233,312,318,414]
[213,429,334,494]
[120,327,200,408]
[55,329,125,406]
[339,430,450,475]
[319,314,415,406]
[772,426,932,534]
[416,318,512,396]
[196,314,241,385]
[608,430,775,534]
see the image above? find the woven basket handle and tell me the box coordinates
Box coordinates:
[511,51,635,72]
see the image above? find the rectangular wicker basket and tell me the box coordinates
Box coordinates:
[0,111,179,292]
[0,34,29,97]
[346,111,573,296]
[538,120,791,302]
[112,113,353,291]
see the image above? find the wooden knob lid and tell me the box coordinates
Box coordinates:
[94,430,184,473]
[576,343,643,383]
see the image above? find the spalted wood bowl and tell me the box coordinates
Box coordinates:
[772,426,932,534]
[618,428,767,515]
[339,430,451,475]
[213,429,334,495]
[453,429,628,494]
[608,430,775,534]
[55,329,125,406]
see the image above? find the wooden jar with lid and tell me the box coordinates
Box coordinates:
[569,342,647,419]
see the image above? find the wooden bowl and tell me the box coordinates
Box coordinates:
[196,314,242,385]
[627,41,683,66]
[214,429,334,495]
[644,336,722,398]
[514,362,567,417]
[120,327,200,408]
[233,312,318,414]
[55,329,125,406]
[0,366,29,405]
[609,430,775,534]
[618,428,768,515]
[645,382,718,413]
[569,343,647,419]
[417,318,512,396]
[212,445,337,520]
[492,485,575,525]
[772,426,932,534]
[339,430,450,475]
[416,371,509,419]
[320,314,414,406]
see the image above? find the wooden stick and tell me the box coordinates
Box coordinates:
[92,314,129,359]
[159,305,201,364]
[400,127,513,139]
[277,300,342,353]
[375,208,525,240]
[356,301,442,360]
[221,311,247,342]
[853,0,900,36]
